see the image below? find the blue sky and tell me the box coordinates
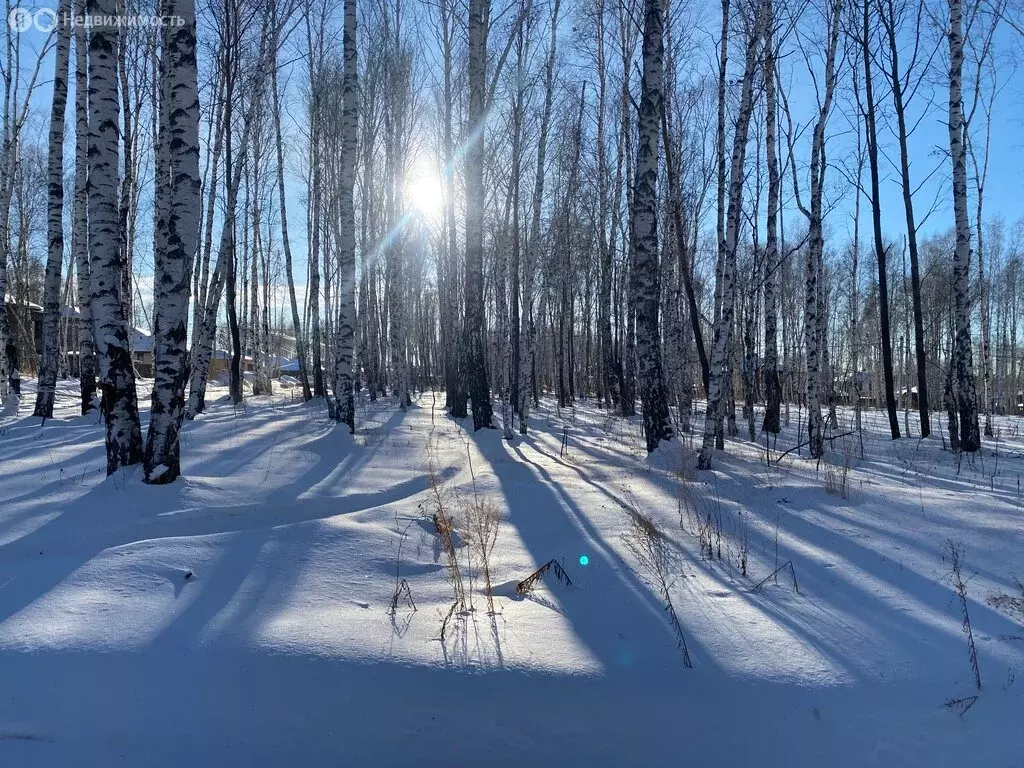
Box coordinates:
[8,0,1024,313]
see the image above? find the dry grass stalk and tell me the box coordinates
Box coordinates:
[944,695,979,717]
[754,560,799,593]
[389,519,418,615]
[947,540,982,690]
[463,445,502,614]
[986,578,1024,623]
[516,559,573,595]
[622,503,693,669]
[426,461,466,640]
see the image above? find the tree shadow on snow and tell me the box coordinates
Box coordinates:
[467,427,710,679]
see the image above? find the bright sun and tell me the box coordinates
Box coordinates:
[405,172,445,221]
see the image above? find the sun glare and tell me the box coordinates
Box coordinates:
[405,172,445,222]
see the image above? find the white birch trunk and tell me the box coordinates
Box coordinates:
[802,0,842,459]
[762,0,781,435]
[144,0,200,484]
[464,0,493,430]
[634,0,673,452]
[332,0,358,431]
[698,4,765,469]
[88,2,143,474]
[34,0,72,419]
[518,0,561,435]
[271,25,312,402]
[192,68,223,356]
[947,0,980,451]
[73,0,97,414]
[499,215,514,439]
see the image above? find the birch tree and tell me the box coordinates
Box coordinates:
[186,10,277,418]
[464,0,494,429]
[271,19,312,402]
[633,0,673,452]
[761,0,782,435]
[144,0,200,483]
[500,0,531,440]
[34,0,72,419]
[699,0,764,470]
[947,0,980,451]
[518,0,561,435]
[73,0,97,413]
[332,0,358,431]
[790,0,843,459]
[88,3,143,473]
[0,17,52,405]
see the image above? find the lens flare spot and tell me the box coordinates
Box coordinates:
[579,555,589,566]
[405,171,444,221]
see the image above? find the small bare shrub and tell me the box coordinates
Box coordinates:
[675,448,699,483]
[946,540,982,690]
[824,463,847,498]
[425,463,465,640]
[462,446,501,614]
[737,512,749,577]
[390,578,416,614]
[695,509,724,562]
[713,508,723,560]
[773,512,781,582]
[389,518,418,615]
[676,478,701,537]
[824,440,853,499]
[622,504,693,669]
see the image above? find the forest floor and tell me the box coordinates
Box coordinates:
[0,379,1022,766]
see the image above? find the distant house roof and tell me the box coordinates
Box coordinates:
[133,329,153,353]
[58,306,152,352]
[213,349,253,362]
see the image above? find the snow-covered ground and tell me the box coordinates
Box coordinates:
[0,379,1022,766]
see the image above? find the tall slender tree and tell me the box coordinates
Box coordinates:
[947,0,980,451]
[518,0,561,435]
[34,0,72,419]
[88,2,143,474]
[761,0,782,435]
[878,0,929,437]
[633,0,673,452]
[699,1,764,470]
[860,0,900,439]
[464,0,494,429]
[144,0,201,483]
[73,0,97,414]
[792,0,843,459]
[332,0,358,431]
[272,28,312,402]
